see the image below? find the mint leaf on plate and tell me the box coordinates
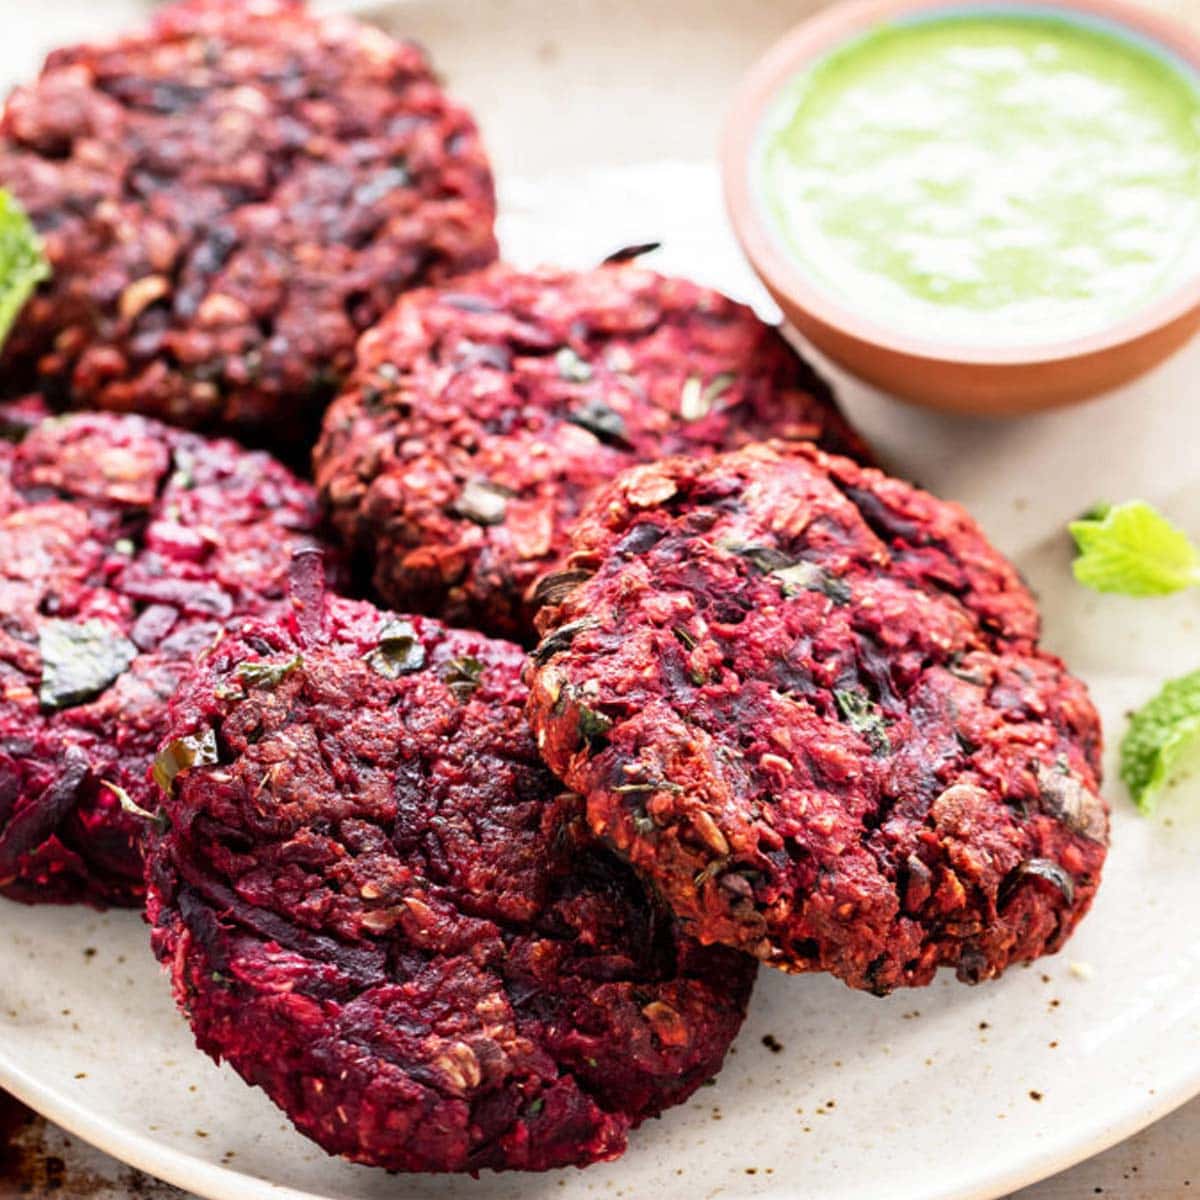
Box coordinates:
[1121,669,1200,812]
[1070,500,1200,596]
[0,189,49,349]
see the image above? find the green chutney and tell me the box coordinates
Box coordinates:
[758,11,1200,347]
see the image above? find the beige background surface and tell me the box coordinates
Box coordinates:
[1,1,1198,1196]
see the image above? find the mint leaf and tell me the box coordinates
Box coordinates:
[1070,500,1200,596]
[0,189,49,349]
[1121,669,1200,811]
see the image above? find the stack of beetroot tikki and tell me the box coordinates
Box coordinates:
[0,0,1108,1176]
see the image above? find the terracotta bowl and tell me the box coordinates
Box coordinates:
[721,0,1200,414]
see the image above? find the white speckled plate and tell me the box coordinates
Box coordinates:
[3,3,1200,1200]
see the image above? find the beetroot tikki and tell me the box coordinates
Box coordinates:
[0,0,497,445]
[315,261,864,639]
[145,580,756,1172]
[527,442,1107,994]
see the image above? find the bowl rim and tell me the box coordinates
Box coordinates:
[721,0,1200,368]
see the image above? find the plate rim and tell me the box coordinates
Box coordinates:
[3,959,1199,1200]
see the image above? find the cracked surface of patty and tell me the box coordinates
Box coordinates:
[526,442,1107,993]
[0,0,497,445]
[0,406,333,906]
[145,590,755,1172]
[315,261,864,639]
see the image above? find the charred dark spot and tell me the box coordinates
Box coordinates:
[838,484,923,545]
[530,569,594,611]
[601,241,661,264]
[530,618,597,665]
[567,399,627,446]
[1001,858,1076,907]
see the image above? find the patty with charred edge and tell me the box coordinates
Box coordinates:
[315,261,865,639]
[145,588,755,1172]
[526,441,1107,993]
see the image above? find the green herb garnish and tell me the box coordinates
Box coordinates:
[530,618,595,665]
[366,621,426,679]
[772,561,852,604]
[38,619,137,710]
[153,728,219,795]
[723,542,792,573]
[1070,500,1200,596]
[1120,669,1200,812]
[833,688,890,755]
[236,653,303,690]
[672,626,696,651]
[443,655,484,701]
[576,701,612,749]
[0,190,49,350]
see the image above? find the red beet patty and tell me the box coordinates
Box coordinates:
[0,0,497,445]
[145,588,755,1172]
[526,442,1107,994]
[315,261,864,639]
[0,408,333,906]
